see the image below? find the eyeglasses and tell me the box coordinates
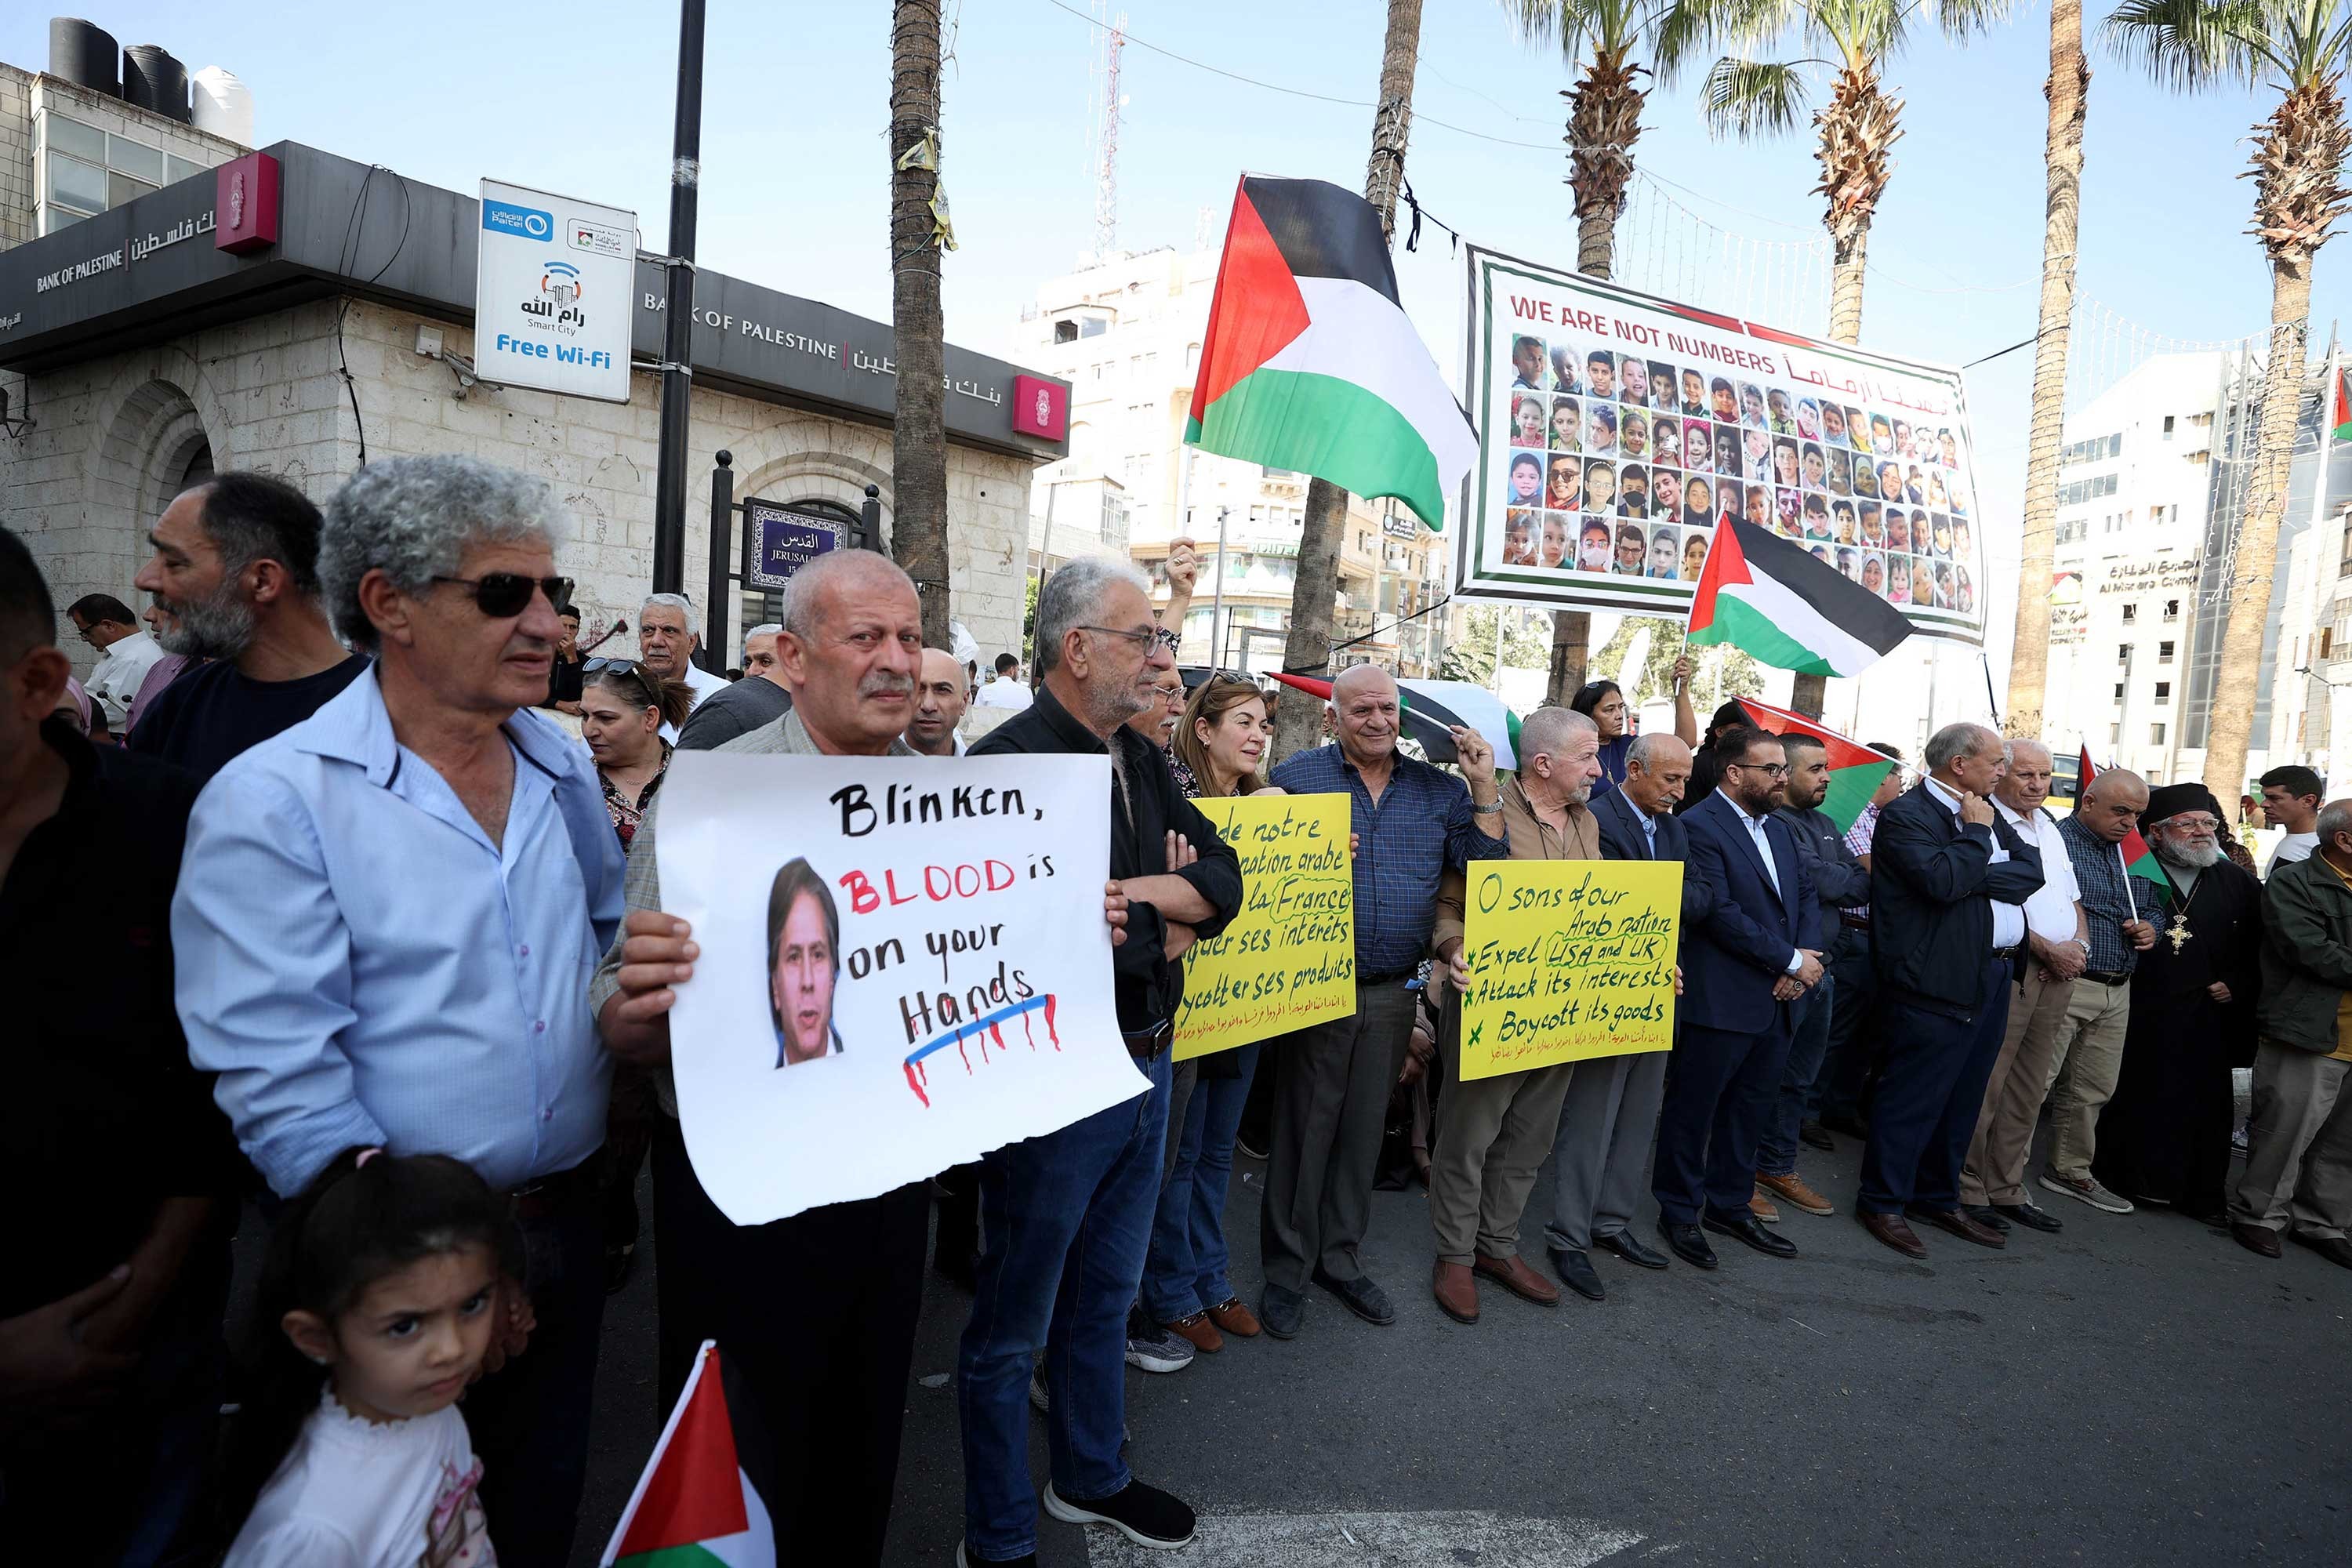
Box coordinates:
[1730,760,1791,779]
[1078,624,1157,648]
[432,573,574,619]
[2164,816,2220,834]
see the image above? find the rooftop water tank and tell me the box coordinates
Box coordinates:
[122,44,191,123]
[46,17,119,96]
[190,67,254,147]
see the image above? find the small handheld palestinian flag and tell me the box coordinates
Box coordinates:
[601,1342,774,1568]
[2077,747,2165,892]
[1686,516,1913,678]
[1733,697,1894,833]
[2333,363,2352,443]
[1188,175,1476,529]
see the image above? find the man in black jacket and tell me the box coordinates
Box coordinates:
[1549,733,1708,1297]
[959,557,1244,1566]
[1757,731,1871,1220]
[1859,722,2045,1258]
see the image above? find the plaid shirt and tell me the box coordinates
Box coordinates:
[1839,801,1881,921]
[1269,743,1510,976]
[2060,812,2140,979]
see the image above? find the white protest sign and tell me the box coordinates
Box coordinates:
[657,751,1142,1224]
[475,178,636,402]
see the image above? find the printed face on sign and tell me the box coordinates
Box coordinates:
[768,861,843,1068]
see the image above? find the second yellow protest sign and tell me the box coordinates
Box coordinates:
[1456,858,1681,1081]
[1174,793,1356,1060]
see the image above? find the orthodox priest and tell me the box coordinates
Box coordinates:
[2092,785,2263,1223]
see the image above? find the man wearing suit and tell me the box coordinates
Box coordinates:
[1548,734,1713,1298]
[1652,727,1824,1268]
[1858,722,2045,1258]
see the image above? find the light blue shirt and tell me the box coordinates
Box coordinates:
[175,666,625,1197]
[1721,789,1803,974]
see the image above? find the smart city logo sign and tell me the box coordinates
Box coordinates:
[521,260,587,332]
[482,197,554,241]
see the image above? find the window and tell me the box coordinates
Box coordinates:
[38,114,204,234]
[1185,343,1200,372]
[2158,640,2176,664]
[1080,318,1107,338]
[2121,604,2137,624]
[2118,644,2132,666]
[2111,723,2121,746]
[2162,415,2176,441]
[1054,319,1078,343]
[2151,722,2167,746]
[2154,681,2171,702]
[2113,683,2127,702]
[2163,598,2180,621]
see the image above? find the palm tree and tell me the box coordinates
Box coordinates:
[890,0,952,645]
[2104,0,2352,799]
[2004,0,2090,739]
[1658,0,2013,715]
[1509,0,1671,703]
[1273,0,1425,762]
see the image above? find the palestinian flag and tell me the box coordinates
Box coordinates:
[1688,516,1915,677]
[602,1343,774,1568]
[2334,364,2352,442]
[2077,747,2165,891]
[1187,175,1475,529]
[1734,697,1895,833]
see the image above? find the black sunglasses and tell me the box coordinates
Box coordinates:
[433,573,574,619]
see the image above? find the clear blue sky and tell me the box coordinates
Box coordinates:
[9,0,2339,667]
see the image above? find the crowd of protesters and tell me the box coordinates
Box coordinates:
[5,456,2349,1567]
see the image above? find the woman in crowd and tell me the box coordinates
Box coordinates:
[1145,674,1285,1352]
[1571,666,1697,800]
[582,662,693,851]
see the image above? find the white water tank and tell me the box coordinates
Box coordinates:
[190,67,254,147]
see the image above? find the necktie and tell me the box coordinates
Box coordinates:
[1640,814,1657,858]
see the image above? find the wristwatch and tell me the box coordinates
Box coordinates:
[1472,797,1504,815]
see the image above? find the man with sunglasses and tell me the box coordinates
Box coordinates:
[1656,726,1821,1269]
[175,456,624,1566]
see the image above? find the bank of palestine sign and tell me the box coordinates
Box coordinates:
[1458,246,1987,645]
[476,178,637,403]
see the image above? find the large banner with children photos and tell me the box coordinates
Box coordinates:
[1457,245,1987,644]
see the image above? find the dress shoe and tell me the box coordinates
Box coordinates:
[1798,1120,1836,1152]
[1206,1296,1261,1338]
[1995,1201,2063,1234]
[1550,1247,1607,1301]
[1163,1310,1222,1354]
[1758,1171,1836,1216]
[1656,1216,1719,1270]
[2230,1221,2281,1258]
[2292,1232,2352,1269]
[1258,1283,1305,1338]
[1704,1207,1798,1258]
[1820,1112,1871,1142]
[1857,1208,1928,1260]
[1907,1205,2005,1249]
[1475,1250,1562,1306]
[1962,1204,2011,1232]
[1432,1260,1480,1323]
[1312,1268,1396,1326]
[1748,1190,1781,1224]
[1597,1229,1670,1269]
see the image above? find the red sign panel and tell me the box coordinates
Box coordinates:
[214,151,281,255]
[1011,373,1068,441]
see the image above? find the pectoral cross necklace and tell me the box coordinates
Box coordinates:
[2167,911,2193,953]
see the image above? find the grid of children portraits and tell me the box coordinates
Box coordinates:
[1473,252,1984,634]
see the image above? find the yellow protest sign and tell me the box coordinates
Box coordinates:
[1174,793,1356,1060]
[1456,858,1681,1081]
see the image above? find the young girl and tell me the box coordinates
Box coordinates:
[224,1149,519,1567]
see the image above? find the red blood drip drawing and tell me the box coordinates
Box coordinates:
[905,1058,930,1107]
[1044,993,1060,1048]
[992,1021,1008,1053]
[956,1031,972,1075]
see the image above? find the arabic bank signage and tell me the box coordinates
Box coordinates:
[746,501,847,592]
[474,177,637,404]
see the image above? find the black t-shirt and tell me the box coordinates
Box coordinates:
[128,654,370,786]
[5,719,237,1316]
[543,652,586,708]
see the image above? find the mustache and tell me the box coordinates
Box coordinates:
[859,671,914,699]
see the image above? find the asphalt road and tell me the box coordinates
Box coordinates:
[570,1114,2352,1567]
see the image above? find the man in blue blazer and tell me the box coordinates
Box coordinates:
[1653,726,1824,1268]
[1548,734,1715,1298]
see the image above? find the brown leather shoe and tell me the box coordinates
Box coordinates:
[1163,1310,1222,1353]
[1756,1171,1836,1216]
[2232,1221,2282,1258]
[1906,1204,2005,1249]
[1474,1250,1562,1306]
[1858,1209,1928,1260]
[1432,1260,1479,1323]
[1205,1297,1261,1338]
[1749,1189,1781,1224]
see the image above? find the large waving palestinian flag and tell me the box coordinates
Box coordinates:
[1187,175,1475,529]
[1688,516,1913,677]
[1735,697,1895,833]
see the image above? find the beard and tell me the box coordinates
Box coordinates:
[154,585,256,659]
[2156,838,2221,870]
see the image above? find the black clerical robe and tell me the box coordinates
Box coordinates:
[2093,855,2263,1218]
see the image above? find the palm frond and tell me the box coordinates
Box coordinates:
[1655,0,1802,78]
[2100,0,2278,90]
[1702,55,1814,136]
[1934,0,2021,44]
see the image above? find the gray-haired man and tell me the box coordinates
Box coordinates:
[638,590,728,739]
[674,619,791,750]
[176,456,622,1565]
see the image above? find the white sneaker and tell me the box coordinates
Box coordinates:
[2038,1171,2134,1214]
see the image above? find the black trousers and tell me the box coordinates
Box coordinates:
[1813,926,1881,1123]
[1860,956,2012,1214]
[1652,1015,1794,1225]
[464,1172,607,1568]
[653,1116,927,1567]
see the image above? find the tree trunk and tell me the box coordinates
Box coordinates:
[1273,0,1422,762]
[889,0,951,647]
[2003,0,2088,739]
[2201,260,2314,800]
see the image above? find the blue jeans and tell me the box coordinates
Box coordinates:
[1759,973,1836,1177]
[958,1049,1170,1562]
[1142,1043,1260,1322]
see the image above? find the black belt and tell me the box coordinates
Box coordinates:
[1993,945,2020,962]
[510,1158,597,1222]
[1122,1019,1172,1060]
[2081,970,2132,986]
[1840,913,1871,931]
